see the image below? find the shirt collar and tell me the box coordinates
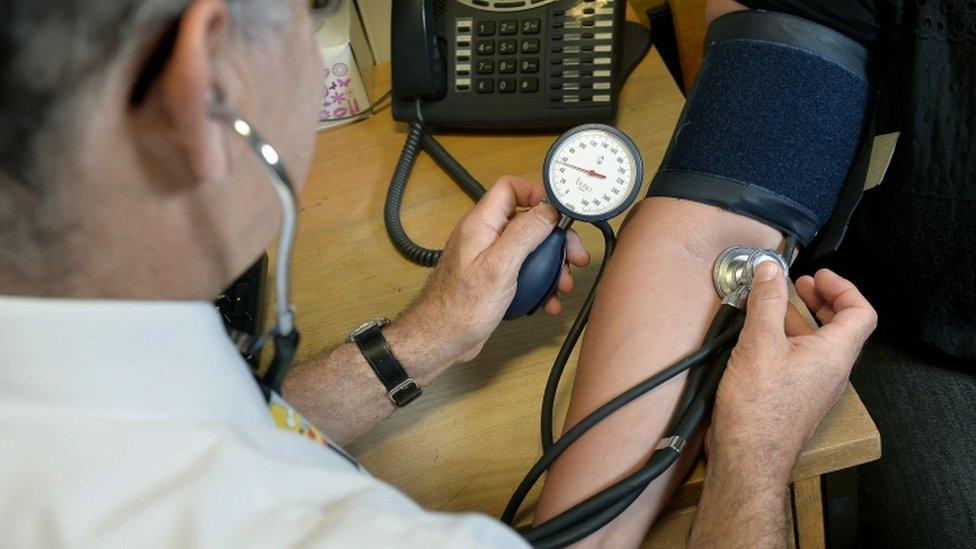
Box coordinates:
[0,295,272,427]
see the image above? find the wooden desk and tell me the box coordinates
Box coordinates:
[291,45,880,547]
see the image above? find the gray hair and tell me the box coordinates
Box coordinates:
[0,0,293,190]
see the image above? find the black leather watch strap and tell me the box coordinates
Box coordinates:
[350,321,422,407]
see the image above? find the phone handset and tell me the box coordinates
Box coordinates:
[392,0,447,103]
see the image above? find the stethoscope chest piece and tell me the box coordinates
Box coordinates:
[713,245,790,299]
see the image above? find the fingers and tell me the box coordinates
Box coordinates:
[785,303,816,337]
[741,261,789,343]
[566,229,590,268]
[542,265,573,316]
[543,296,563,315]
[795,275,834,323]
[556,264,573,295]
[484,202,559,272]
[467,176,547,234]
[811,269,878,346]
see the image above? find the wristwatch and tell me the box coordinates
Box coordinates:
[347,318,422,407]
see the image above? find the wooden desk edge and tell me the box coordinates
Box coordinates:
[664,384,881,514]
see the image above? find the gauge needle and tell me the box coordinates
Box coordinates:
[556,160,607,180]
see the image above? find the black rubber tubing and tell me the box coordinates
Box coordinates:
[531,344,737,548]
[524,331,740,546]
[540,220,616,451]
[525,308,742,546]
[502,316,743,526]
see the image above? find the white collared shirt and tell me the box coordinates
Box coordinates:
[0,296,526,548]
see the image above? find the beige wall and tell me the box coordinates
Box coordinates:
[355,0,392,63]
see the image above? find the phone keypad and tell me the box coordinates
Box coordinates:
[457,16,545,94]
[453,0,618,102]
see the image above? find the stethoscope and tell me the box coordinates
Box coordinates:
[386,121,798,546]
[486,126,795,547]
[215,103,797,546]
[209,92,300,401]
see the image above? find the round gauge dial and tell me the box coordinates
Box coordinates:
[543,124,644,223]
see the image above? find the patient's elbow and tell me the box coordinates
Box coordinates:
[622,196,783,266]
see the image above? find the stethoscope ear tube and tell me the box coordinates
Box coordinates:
[210,95,301,399]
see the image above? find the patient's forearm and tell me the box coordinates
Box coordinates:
[534,197,781,545]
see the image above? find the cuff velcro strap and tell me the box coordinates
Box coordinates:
[647,10,872,246]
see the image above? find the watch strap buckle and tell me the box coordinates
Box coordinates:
[388,378,423,407]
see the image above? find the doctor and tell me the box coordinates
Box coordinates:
[0,0,875,546]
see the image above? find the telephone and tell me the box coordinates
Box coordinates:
[391,0,631,129]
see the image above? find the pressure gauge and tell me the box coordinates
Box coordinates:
[543,124,644,223]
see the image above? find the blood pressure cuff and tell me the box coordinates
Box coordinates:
[648,10,871,246]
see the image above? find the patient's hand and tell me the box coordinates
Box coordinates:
[709,264,877,482]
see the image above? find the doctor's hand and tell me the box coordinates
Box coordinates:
[707,264,877,483]
[403,175,590,365]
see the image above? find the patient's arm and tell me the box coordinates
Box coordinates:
[533,196,781,545]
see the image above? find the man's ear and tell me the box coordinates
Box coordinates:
[154,0,234,182]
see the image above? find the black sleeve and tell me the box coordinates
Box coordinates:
[737,0,881,45]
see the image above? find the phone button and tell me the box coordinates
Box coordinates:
[521,19,541,34]
[475,40,495,55]
[498,39,518,55]
[476,21,496,36]
[520,39,540,54]
[498,78,516,93]
[519,78,540,93]
[520,58,539,73]
[475,79,494,94]
[499,20,518,35]
[476,59,495,74]
[498,59,517,74]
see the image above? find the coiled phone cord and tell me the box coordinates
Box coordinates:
[386,120,487,267]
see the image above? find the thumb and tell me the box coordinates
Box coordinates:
[742,261,789,340]
[486,203,559,272]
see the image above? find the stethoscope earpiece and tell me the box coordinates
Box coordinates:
[210,93,300,397]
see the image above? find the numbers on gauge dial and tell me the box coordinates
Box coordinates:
[548,129,637,217]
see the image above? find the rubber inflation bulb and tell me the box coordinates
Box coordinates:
[504,228,567,320]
